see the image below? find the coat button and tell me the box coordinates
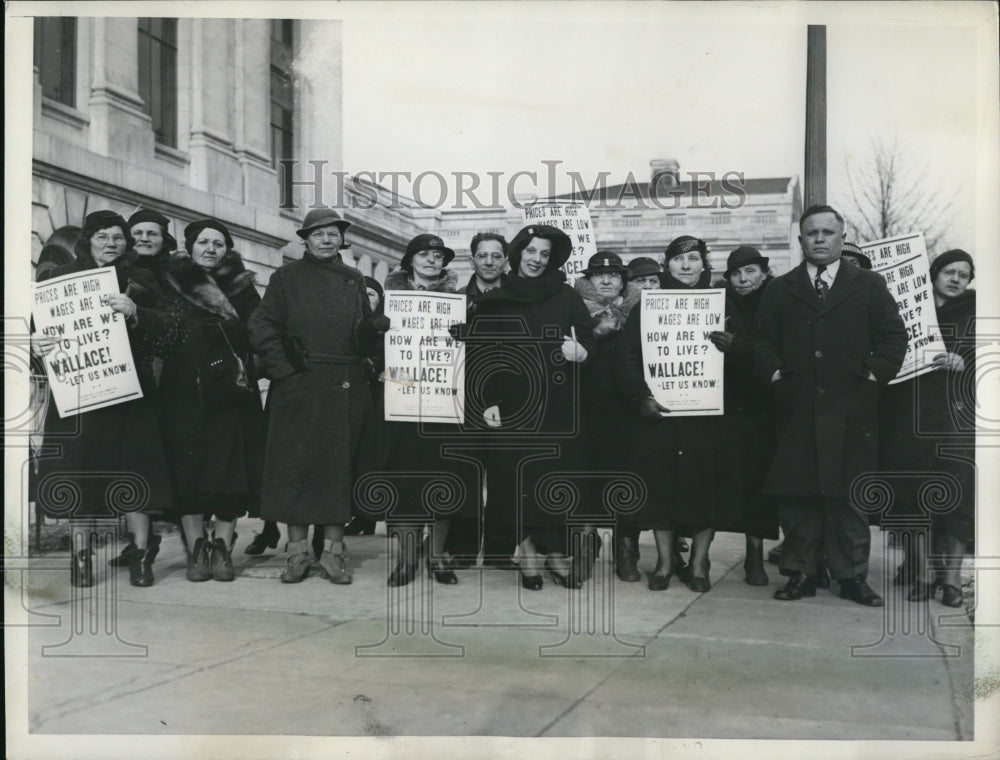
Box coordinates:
[341,381,351,389]
[817,386,825,394]
[814,350,823,358]
[678,450,683,456]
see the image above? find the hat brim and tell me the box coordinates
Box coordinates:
[296,220,352,239]
[581,265,629,276]
[628,266,662,279]
[400,247,456,271]
[725,257,769,278]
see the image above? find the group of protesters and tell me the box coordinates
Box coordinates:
[32,203,976,610]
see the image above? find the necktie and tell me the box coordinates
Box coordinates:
[814,265,829,300]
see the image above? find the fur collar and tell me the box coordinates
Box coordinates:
[164,251,254,321]
[384,268,459,293]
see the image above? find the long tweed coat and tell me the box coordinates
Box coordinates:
[248,252,375,525]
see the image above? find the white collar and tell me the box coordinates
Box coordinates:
[806,259,840,283]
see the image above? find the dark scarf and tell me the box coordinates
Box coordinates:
[384,268,459,293]
[477,269,567,306]
[464,273,506,300]
[726,276,771,322]
[165,250,255,321]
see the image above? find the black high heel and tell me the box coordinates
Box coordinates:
[244,526,279,556]
[941,584,964,608]
[647,561,673,591]
[521,573,544,591]
[545,558,581,589]
[428,556,459,585]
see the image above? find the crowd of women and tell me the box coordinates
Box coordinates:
[32,208,976,608]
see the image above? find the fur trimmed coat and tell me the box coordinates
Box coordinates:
[157,250,266,514]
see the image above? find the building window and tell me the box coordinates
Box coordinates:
[754,210,777,225]
[707,212,731,226]
[660,214,685,227]
[34,18,77,107]
[137,18,178,147]
[270,20,295,168]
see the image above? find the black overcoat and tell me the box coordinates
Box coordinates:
[467,272,595,537]
[753,261,907,499]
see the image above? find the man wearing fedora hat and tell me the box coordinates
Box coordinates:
[840,241,874,271]
[249,209,380,585]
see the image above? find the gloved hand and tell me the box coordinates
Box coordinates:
[483,405,502,428]
[636,397,670,421]
[369,314,391,334]
[708,330,734,352]
[561,336,588,363]
[448,322,467,341]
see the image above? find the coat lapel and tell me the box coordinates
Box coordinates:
[788,263,820,309]
[818,260,859,315]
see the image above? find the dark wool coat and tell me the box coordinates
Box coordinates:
[753,261,907,499]
[157,251,266,515]
[370,268,481,522]
[615,272,748,532]
[36,251,182,519]
[724,279,779,538]
[467,271,595,539]
[248,251,376,525]
[877,289,976,540]
[575,278,644,521]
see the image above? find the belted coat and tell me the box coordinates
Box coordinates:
[753,261,907,499]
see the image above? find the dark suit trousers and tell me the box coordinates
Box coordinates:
[778,496,871,581]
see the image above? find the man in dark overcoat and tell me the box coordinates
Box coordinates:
[754,204,907,606]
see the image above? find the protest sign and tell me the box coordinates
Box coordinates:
[520,202,596,281]
[640,288,726,416]
[32,267,143,417]
[383,291,466,423]
[861,232,948,384]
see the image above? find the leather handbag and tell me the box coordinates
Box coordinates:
[196,323,254,408]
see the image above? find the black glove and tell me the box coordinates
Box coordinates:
[636,397,670,421]
[370,314,391,334]
[449,322,468,341]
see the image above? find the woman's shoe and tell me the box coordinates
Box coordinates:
[614,535,641,582]
[317,542,353,585]
[128,535,161,587]
[744,558,769,587]
[71,549,95,588]
[280,540,314,584]
[545,558,581,589]
[688,574,711,593]
[907,578,942,602]
[647,563,673,591]
[387,559,421,587]
[109,532,136,567]
[187,537,212,582]
[344,516,376,536]
[428,556,459,585]
[210,538,236,582]
[941,584,964,608]
[521,573,544,591]
[244,532,278,556]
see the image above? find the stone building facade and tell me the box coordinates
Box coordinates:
[30,16,413,286]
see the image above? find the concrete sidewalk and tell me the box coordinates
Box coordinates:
[21,524,974,739]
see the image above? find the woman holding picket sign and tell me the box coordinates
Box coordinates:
[615,235,746,593]
[33,210,182,588]
[880,249,977,608]
[157,219,266,583]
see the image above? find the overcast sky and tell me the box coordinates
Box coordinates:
[334,2,986,251]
